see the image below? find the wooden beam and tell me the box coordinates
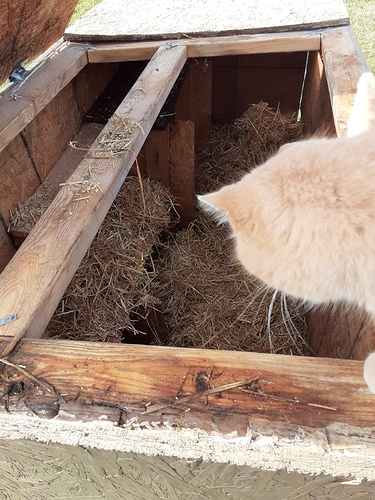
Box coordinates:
[300,51,335,136]
[0,44,87,154]
[144,128,170,187]
[0,339,374,448]
[175,60,212,151]
[0,45,187,355]
[87,32,321,63]
[169,120,195,226]
[321,25,369,137]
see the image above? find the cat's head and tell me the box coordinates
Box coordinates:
[198,138,356,305]
[198,146,297,294]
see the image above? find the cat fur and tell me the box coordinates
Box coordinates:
[199,72,375,393]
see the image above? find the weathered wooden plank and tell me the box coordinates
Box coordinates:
[300,51,335,136]
[169,120,195,226]
[87,32,321,63]
[65,0,348,42]
[144,129,170,186]
[9,123,105,240]
[0,338,373,437]
[45,123,104,191]
[175,60,212,150]
[0,0,78,86]
[0,135,41,226]
[321,25,369,137]
[0,45,187,355]
[20,82,82,181]
[0,44,87,154]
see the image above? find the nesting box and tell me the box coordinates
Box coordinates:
[1,0,375,494]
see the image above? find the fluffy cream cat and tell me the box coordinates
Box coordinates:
[199,73,375,394]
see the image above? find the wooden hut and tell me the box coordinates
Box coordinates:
[1,0,375,496]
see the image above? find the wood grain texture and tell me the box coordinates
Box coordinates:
[0,44,87,154]
[322,25,369,137]
[65,0,348,42]
[0,134,40,226]
[169,120,195,226]
[300,50,335,136]
[144,129,170,186]
[21,82,82,181]
[235,52,306,118]
[175,60,212,150]
[72,62,120,118]
[0,0,78,86]
[87,32,321,63]
[0,45,188,354]
[9,123,105,237]
[0,339,375,480]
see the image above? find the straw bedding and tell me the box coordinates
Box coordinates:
[9,102,309,354]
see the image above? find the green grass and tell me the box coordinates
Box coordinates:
[70,0,102,25]
[344,0,375,72]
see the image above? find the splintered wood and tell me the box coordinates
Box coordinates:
[9,102,309,354]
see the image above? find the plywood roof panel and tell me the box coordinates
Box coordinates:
[65,0,349,42]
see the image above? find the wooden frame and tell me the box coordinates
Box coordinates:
[0,26,374,479]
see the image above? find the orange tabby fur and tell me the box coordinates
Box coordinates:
[199,72,375,393]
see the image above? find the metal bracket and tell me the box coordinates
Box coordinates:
[0,314,18,327]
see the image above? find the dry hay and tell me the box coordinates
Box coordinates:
[152,213,309,355]
[8,184,55,233]
[43,176,174,342]
[196,101,303,193]
[151,102,310,354]
[9,176,176,343]
[9,102,310,354]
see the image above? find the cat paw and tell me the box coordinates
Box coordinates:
[364,352,375,394]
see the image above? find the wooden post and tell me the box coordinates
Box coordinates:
[0,45,187,354]
[300,50,335,136]
[169,120,195,226]
[321,25,369,137]
[144,128,170,186]
[175,60,212,151]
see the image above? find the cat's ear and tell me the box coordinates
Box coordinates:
[347,72,375,137]
[364,352,375,394]
[198,185,245,228]
[198,190,232,225]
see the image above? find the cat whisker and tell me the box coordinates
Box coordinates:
[250,285,271,331]
[280,291,304,355]
[281,292,316,355]
[230,282,268,326]
[266,289,278,353]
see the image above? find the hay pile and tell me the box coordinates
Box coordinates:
[196,101,303,193]
[10,176,176,343]
[45,177,175,342]
[152,211,308,354]
[150,103,308,354]
[9,102,310,354]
